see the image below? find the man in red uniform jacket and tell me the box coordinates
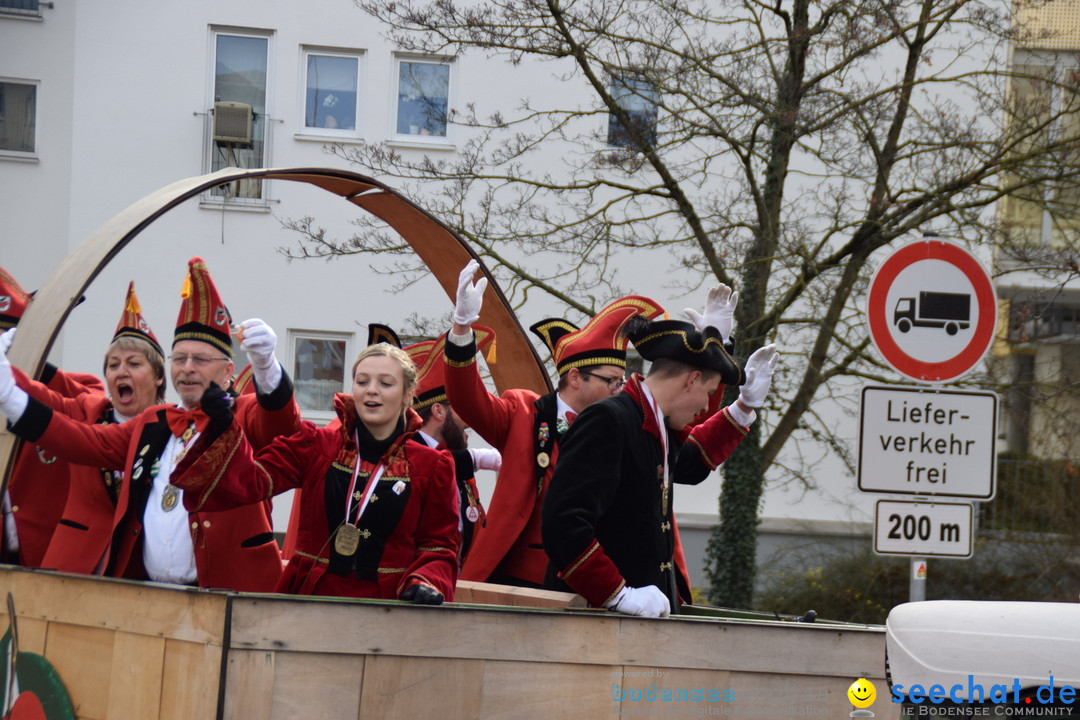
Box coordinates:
[444,259,665,587]
[0,258,301,591]
[0,265,105,567]
[404,327,500,562]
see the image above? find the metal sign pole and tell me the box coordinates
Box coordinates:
[910,558,927,602]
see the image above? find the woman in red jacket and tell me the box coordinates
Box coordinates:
[172,342,461,604]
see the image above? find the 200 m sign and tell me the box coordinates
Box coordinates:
[874,500,973,558]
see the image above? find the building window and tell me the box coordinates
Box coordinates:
[291,331,351,421]
[0,80,36,158]
[394,57,450,139]
[1001,53,1080,248]
[301,49,362,137]
[206,29,271,202]
[0,0,42,18]
[607,76,658,149]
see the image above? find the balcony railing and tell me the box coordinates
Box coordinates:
[0,0,41,16]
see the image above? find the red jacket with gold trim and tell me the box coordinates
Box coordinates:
[444,333,559,586]
[8,376,300,591]
[5,366,106,567]
[170,395,460,601]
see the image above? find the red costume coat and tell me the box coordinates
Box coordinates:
[9,377,300,591]
[171,395,460,601]
[444,335,558,586]
[5,366,105,567]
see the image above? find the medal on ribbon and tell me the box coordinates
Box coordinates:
[162,485,181,512]
[335,523,361,556]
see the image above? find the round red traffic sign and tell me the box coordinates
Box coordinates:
[866,239,996,383]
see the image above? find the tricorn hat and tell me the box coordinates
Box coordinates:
[174,257,232,356]
[113,281,162,356]
[530,295,665,376]
[367,323,402,348]
[407,325,495,411]
[623,317,744,385]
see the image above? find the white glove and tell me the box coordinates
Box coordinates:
[0,328,15,355]
[468,447,502,472]
[452,260,487,327]
[238,318,283,392]
[0,342,28,423]
[606,585,671,618]
[683,284,738,342]
[738,343,779,409]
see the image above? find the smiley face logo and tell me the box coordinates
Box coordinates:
[847,678,876,708]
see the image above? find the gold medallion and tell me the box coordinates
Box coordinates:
[335,523,361,556]
[161,485,181,512]
[536,452,550,468]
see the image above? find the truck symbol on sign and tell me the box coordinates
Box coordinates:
[894,292,971,335]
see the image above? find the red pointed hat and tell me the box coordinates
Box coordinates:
[530,295,665,375]
[174,257,232,356]
[407,325,495,411]
[0,266,32,331]
[113,281,162,356]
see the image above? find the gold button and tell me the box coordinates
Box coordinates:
[203,520,211,528]
[191,522,198,529]
[10,505,18,513]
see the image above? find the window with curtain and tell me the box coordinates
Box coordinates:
[395,58,450,138]
[607,76,658,149]
[0,80,36,156]
[303,50,361,135]
[292,333,350,419]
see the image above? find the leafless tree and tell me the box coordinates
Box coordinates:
[280,0,1080,606]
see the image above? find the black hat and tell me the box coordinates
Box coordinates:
[624,317,744,385]
[367,323,402,347]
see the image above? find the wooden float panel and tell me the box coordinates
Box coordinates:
[1,569,898,719]
[224,595,898,719]
[2,568,226,720]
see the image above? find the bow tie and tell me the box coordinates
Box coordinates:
[164,406,210,438]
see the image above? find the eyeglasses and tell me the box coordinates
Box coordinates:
[581,370,625,391]
[169,354,230,368]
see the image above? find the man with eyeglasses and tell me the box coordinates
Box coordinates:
[443,260,665,589]
[0,257,300,591]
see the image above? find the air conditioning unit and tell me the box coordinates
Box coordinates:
[213,101,253,144]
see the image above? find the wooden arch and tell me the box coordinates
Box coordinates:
[0,166,550,487]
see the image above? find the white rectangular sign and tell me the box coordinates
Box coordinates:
[858,385,997,499]
[874,500,973,558]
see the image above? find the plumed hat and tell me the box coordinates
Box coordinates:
[530,295,665,376]
[113,281,162,356]
[407,325,496,411]
[623,317,744,385]
[174,257,232,356]
[0,266,32,331]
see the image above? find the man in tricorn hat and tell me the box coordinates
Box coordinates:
[0,257,300,590]
[444,259,666,588]
[542,316,779,617]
